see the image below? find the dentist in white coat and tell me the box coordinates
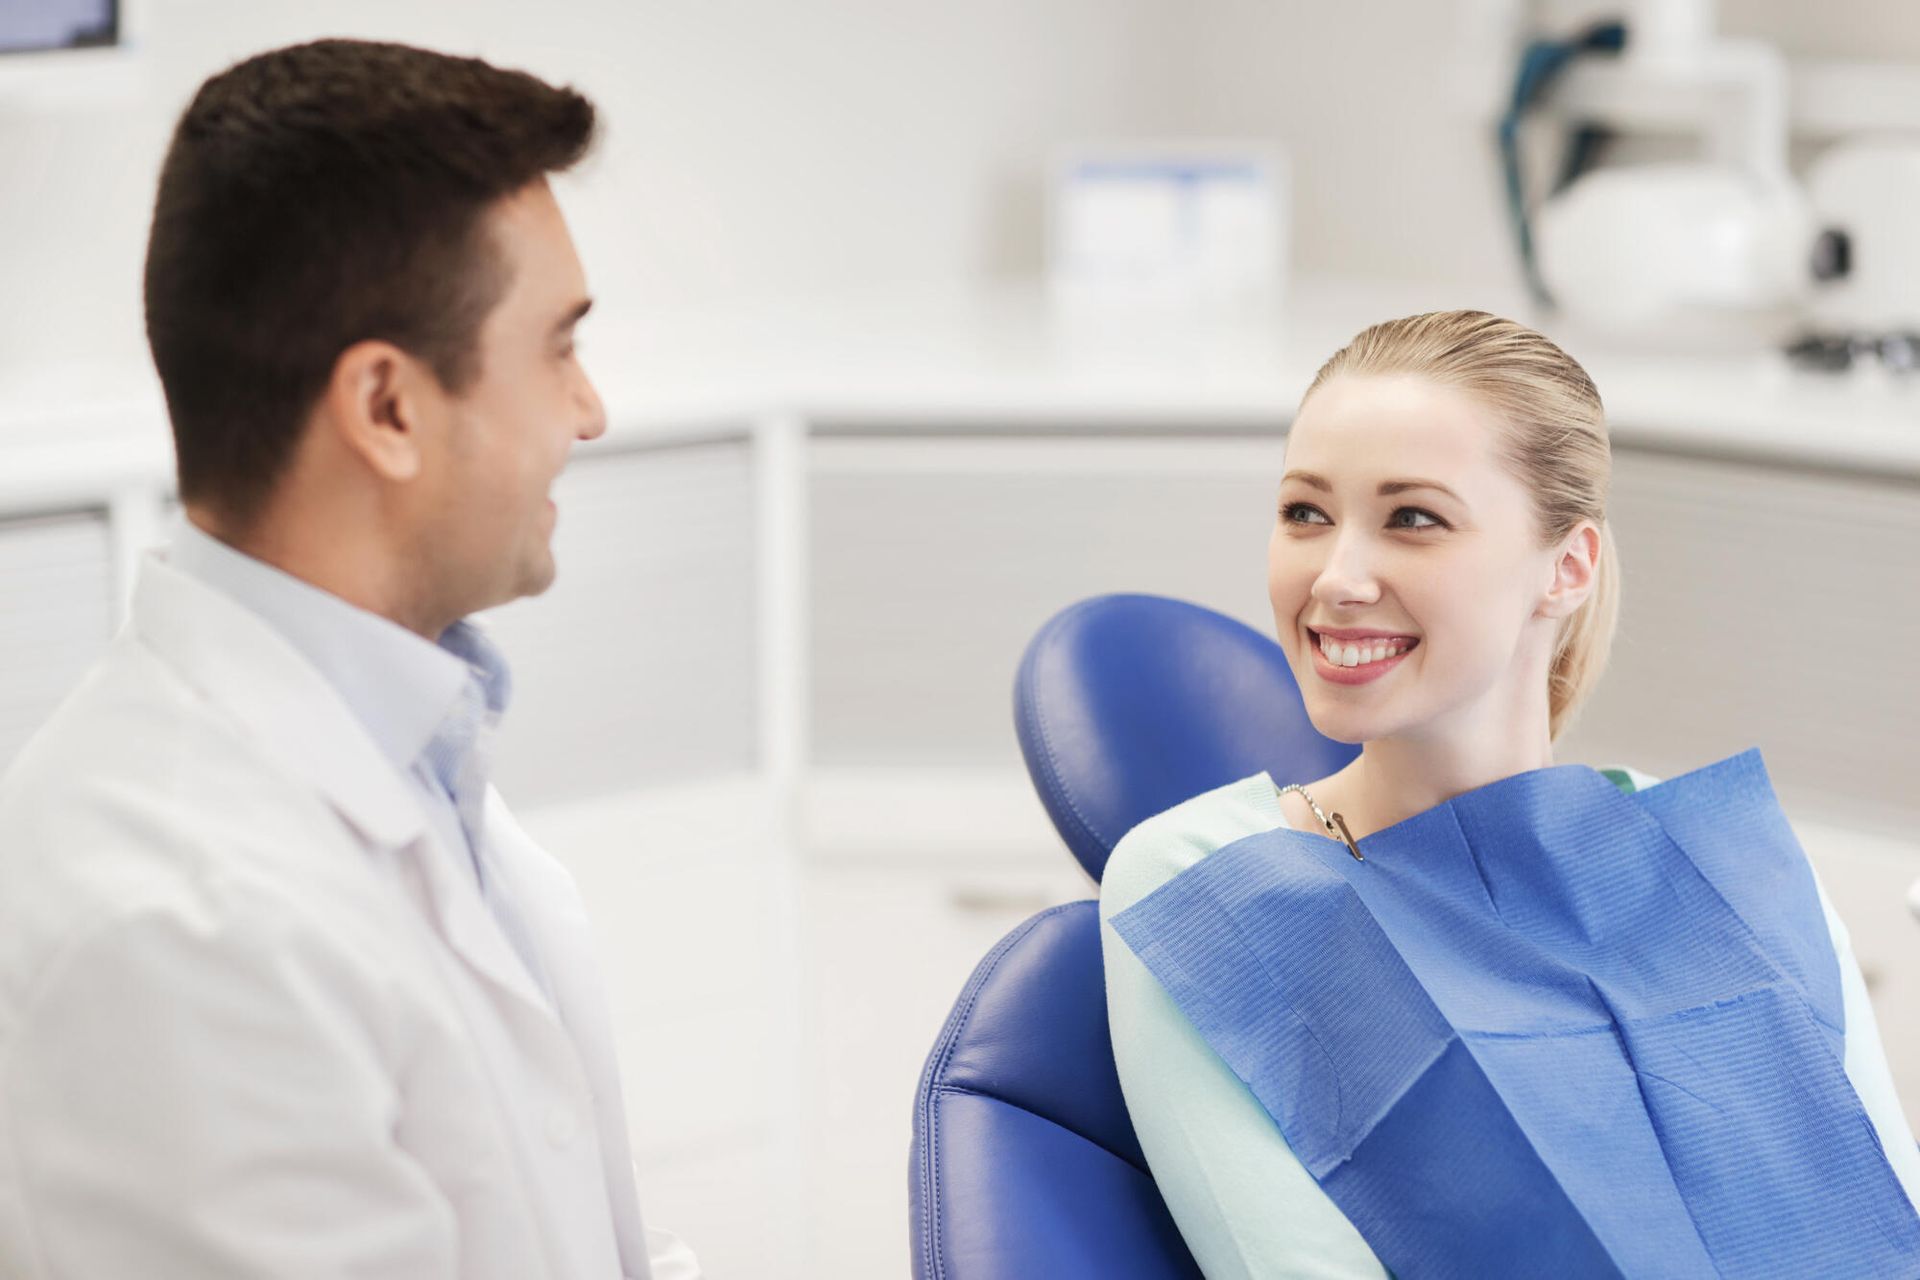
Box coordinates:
[0,39,700,1280]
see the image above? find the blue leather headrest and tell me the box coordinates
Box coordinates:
[1014,593,1360,883]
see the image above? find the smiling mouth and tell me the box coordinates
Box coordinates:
[1307,627,1420,669]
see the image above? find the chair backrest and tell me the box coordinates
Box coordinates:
[1014,593,1360,882]
[911,595,1359,1278]
[909,901,1202,1280]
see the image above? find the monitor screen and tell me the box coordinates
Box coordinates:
[0,0,119,56]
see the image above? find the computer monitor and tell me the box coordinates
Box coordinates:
[0,1,119,56]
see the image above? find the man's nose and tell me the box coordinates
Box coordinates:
[574,364,607,442]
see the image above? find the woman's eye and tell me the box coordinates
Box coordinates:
[1390,507,1445,530]
[1280,502,1446,531]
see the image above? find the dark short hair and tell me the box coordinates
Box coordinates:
[143,39,597,530]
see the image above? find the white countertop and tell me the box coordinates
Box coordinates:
[2,275,1915,512]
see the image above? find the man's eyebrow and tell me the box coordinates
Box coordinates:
[1281,470,1466,504]
[551,297,593,336]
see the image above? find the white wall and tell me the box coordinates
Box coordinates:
[6,0,1916,408]
[1153,1,1523,294]
[0,0,1182,399]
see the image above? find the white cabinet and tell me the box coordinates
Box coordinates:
[809,435,1283,769]
[482,442,760,808]
[0,509,114,772]
[1555,452,1920,831]
[516,776,793,1280]
[798,853,1089,1280]
[789,764,1090,1277]
[1795,817,1920,1132]
[514,772,1099,1280]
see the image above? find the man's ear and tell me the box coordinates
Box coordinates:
[318,340,438,483]
[1537,521,1601,621]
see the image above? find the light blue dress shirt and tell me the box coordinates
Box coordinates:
[166,516,552,1001]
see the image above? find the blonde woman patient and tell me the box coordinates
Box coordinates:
[1099,311,1920,1278]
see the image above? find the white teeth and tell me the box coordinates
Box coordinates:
[1316,632,1413,667]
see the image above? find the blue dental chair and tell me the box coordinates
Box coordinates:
[908,594,1360,1279]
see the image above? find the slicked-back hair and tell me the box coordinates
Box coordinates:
[144,39,597,532]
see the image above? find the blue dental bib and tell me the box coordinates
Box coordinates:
[1110,750,1920,1279]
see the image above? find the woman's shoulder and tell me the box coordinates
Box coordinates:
[1100,773,1285,916]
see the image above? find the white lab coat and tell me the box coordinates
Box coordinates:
[0,552,700,1280]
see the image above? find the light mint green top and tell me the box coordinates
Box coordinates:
[1098,767,1920,1280]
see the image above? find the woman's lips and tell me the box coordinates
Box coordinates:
[1306,627,1418,686]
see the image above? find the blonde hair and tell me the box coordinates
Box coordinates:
[1302,310,1618,741]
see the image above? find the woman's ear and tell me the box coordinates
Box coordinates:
[1537,521,1601,621]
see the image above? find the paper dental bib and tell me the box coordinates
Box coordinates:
[1111,750,1920,1279]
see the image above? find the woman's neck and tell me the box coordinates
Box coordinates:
[1347,737,1551,836]
[1310,697,1558,841]
[1288,635,1565,840]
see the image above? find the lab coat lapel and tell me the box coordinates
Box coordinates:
[133,552,559,1023]
[131,552,425,849]
[401,817,558,1017]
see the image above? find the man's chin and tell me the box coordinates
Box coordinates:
[518,555,558,599]
[482,551,557,612]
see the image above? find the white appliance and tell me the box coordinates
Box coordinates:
[1805,137,1920,332]
[1534,163,1812,340]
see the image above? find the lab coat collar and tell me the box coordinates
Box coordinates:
[165,516,486,772]
[133,549,566,1022]
[130,548,429,850]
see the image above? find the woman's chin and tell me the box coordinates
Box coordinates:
[1299,703,1369,746]
[1288,657,1398,745]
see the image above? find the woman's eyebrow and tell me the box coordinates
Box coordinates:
[1282,470,1465,504]
[1377,478,1465,503]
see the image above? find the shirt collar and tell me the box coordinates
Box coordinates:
[165,516,511,770]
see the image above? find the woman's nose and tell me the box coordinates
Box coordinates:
[1311,531,1383,606]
